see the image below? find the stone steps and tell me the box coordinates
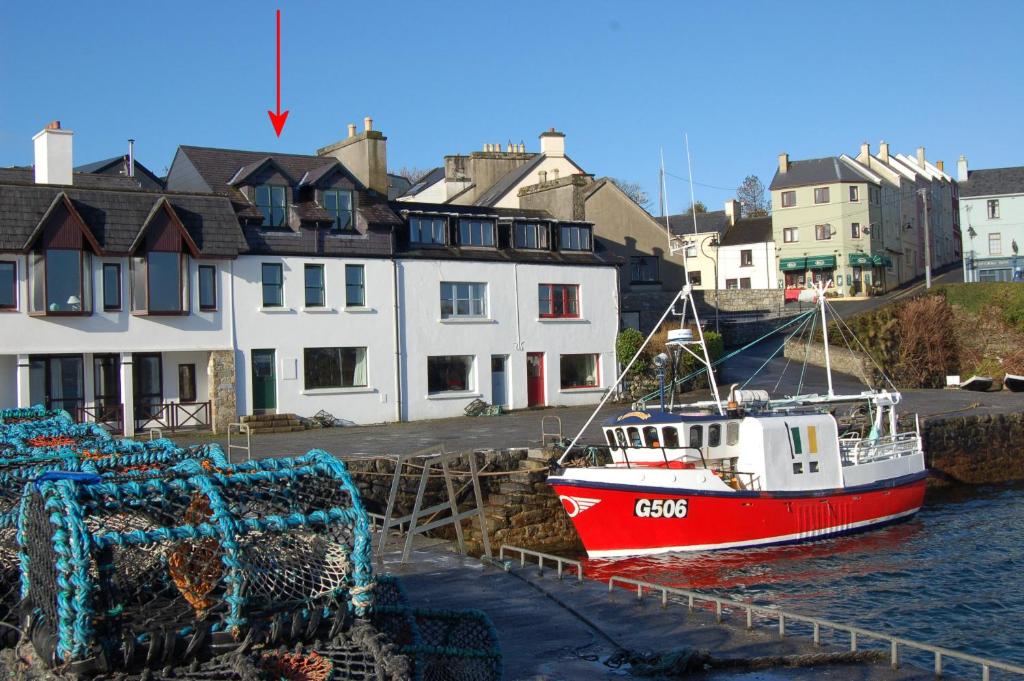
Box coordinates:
[240,413,305,433]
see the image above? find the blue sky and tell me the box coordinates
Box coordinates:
[2,0,1022,211]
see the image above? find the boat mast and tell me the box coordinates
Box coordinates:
[818,281,835,397]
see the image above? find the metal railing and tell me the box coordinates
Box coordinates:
[499,545,583,582]
[227,422,252,463]
[606,575,1024,679]
[541,416,563,447]
[839,432,920,465]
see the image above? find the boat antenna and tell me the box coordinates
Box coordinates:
[818,280,835,397]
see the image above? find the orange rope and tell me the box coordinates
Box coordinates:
[261,650,333,681]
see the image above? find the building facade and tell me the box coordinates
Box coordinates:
[957,156,1024,281]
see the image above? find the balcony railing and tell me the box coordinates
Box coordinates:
[134,402,212,432]
[74,404,124,434]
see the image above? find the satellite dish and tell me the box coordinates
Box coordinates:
[653,353,670,368]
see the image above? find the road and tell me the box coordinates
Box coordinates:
[827,264,963,319]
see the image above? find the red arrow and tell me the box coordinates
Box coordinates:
[267,9,289,136]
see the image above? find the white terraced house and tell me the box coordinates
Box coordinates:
[0,119,619,430]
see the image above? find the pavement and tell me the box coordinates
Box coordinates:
[384,545,940,680]
[826,265,964,319]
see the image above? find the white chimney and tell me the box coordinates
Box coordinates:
[860,141,870,159]
[879,141,890,162]
[778,153,789,173]
[724,199,741,225]
[33,120,73,185]
[364,116,373,132]
[539,128,565,157]
[916,146,926,169]
[957,154,968,182]
[347,123,357,138]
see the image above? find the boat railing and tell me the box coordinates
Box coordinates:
[606,575,1024,679]
[599,445,705,470]
[839,432,920,466]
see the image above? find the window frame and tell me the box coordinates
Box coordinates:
[261,262,284,308]
[814,224,832,241]
[629,256,659,283]
[345,264,365,308]
[102,263,121,312]
[440,281,487,319]
[178,364,197,403]
[145,251,187,315]
[740,249,753,267]
[851,222,861,239]
[198,264,217,311]
[303,346,368,390]
[849,185,860,202]
[38,248,88,316]
[255,184,287,227]
[783,227,799,243]
[558,225,592,252]
[304,263,326,308]
[687,271,702,286]
[988,199,1000,219]
[559,353,600,390]
[538,283,580,318]
[514,222,549,250]
[409,216,447,245]
[0,260,17,311]
[813,187,830,204]
[322,188,355,231]
[427,355,475,394]
[781,190,796,208]
[989,233,1002,256]
[458,218,496,247]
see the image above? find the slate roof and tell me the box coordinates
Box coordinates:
[473,155,546,207]
[0,181,243,256]
[394,201,563,222]
[0,168,141,190]
[399,167,444,198]
[387,173,412,200]
[658,210,731,238]
[74,156,165,189]
[769,157,876,190]
[959,166,1024,198]
[719,216,773,246]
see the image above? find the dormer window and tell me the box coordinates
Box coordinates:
[558,225,592,252]
[458,219,495,247]
[30,249,92,315]
[131,252,189,314]
[514,222,549,250]
[410,216,446,245]
[322,189,354,231]
[255,184,287,227]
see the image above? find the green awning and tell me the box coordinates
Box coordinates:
[848,253,872,266]
[871,253,892,266]
[780,257,807,271]
[807,255,837,269]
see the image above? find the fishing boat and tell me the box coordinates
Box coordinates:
[1004,374,1024,392]
[547,281,927,558]
[959,375,994,392]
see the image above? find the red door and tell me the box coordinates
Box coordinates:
[527,352,545,407]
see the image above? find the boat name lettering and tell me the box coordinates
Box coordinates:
[634,498,688,519]
[618,411,651,422]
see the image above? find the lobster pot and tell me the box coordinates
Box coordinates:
[0,405,72,427]
[0,420,113,459]
[20,450,374,671]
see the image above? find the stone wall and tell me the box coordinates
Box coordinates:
[207,350,236,434]
[783,340,877,385]
[923,413,1024,484]
[621,288,787,339]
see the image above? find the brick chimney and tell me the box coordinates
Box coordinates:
[724,199,741,225]
[33,120,73,185]
[778,153,789,173]
[316,117,388,195]
[957,155,968,182]
[539,128,565,158]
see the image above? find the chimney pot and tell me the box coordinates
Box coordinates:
[46,120,61,130]
[347,123,357,138]
[364,116,373,132]
[936,160,944,172]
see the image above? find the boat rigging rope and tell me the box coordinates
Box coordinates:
[770,311,816,394]
[824,299,900,394]
[796,309,817,396]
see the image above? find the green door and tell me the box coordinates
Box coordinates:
[251,349,276,413]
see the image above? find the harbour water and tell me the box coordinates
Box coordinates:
[584,483,1024,670]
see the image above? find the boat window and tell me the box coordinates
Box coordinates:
[627,427,642,448]
[643,426,660,448]
[605,430,617,448]
[688,425,703,448]
[809,461,819,473]
[793,462,803,474]
[662,426,679,448]
[708,424,721,447]
[726,422,739,445]
[615,428,627,447]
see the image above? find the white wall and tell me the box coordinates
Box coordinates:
[717,241,778,289]
[232,254,398,425]
[397,259,618,421]
[0,355,17,409]
[491,156,582,209]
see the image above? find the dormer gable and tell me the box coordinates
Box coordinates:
[130,198,201,257]
[24,192,103,255]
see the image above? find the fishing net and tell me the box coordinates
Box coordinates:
[19,450,374,672]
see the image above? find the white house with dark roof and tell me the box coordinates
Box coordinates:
[957,156,1024,282]
[716,214,777,290]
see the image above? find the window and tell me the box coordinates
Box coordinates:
[147,252,184,313]
[262,263,283,307]
[726,422,739,445]
[45,249,86,313]
[630,256,659,283]
[560,354,599,389]
[781,190,796,207]
[851,222,861,239]
[30,355,84,412]
[93,355,120,414]
[663,427,680,448]
[849,186,860,202]
[605,431,617,448]
[441,282,487,318]
[688,425,703,448]
[458,219,495,247]
[427,355,473,393]
[514,222,548,249]
[793,462,804,474]
[178,364,196,403]
[133,353,163,421]
[783,227,799,243]
[0,261,16,310]
[558,225,592,251]
[627,427,642,447]
[304,264,325,307]
[345,264,365,307]
[988,199,1000,219]
[643,426,659,447]
[708,424,721,447]
[684,245,697,258]
[255,185,287,227]
[614,428,627,447]
[410,216,446,245]
[322,189,354,231]
[102,263,120,311]
[304,347,367,389]
[539,284,579,318]
[809,461,820,473]
[815,224,832,240]
[198,265,216,311]
[740,249,753,267]
[989,233,1002,256]
[740,277,751,289]
[726,278,738,289]
[688,271,702,286]
[813,187,830,204]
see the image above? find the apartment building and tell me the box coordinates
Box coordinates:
[957,156,1024,281]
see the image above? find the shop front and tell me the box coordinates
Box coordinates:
[807,255,836,286]
[848,252,872,295]
[780,257,807,288]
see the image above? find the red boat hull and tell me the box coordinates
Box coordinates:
[549,473,927,557]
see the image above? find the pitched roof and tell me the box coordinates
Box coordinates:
[0,182,242,256]
[958,166,1024,198]
[0,167,142,190]
[719,216,773,246]
[473,155,547,207]
[400,167,444,198]
[74,156,165,190]
[658,210,730,237]
[394,200,561,221]
[769,156,876,190]
[387,173,412,200]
